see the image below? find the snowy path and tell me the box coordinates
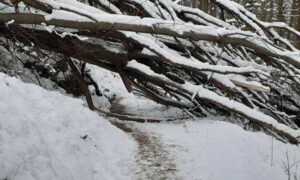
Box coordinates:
[109,97,300,180]
[110,99,181,179]
[91,67,300,180]
[113,122,180,180]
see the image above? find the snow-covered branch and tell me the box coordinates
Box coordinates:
[0,0,299,143]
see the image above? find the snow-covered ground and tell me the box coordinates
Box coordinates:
[0,72,136,180]
[1,66,300,180]
[136,120,300,180]
[89,66,300,180]
[115,93,300,180]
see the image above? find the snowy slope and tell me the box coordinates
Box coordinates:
[0,73,137,180]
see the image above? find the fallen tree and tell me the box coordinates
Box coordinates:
[0,0,299,144]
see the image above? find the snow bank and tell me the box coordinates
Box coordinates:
[0,73,136,180]
[140,120,300,180]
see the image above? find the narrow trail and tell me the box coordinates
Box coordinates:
[110,100,181,180]
[113,122,179,180]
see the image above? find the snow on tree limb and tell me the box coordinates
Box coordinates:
[126,60,300,144]
[0,12,299,68]
[0,0,299,143]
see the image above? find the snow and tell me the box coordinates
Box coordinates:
[2,0,298,67]
[1,65,300,180]
[40,0,106,15]
[137,120,300,180]
[214,0,299,52]
[103,68,300,180]
[86,64,131,109]
[116,97,187,119]
[127,60,300,140]
[87,64,188,119]
[170,1,233,29]
[0,73,137,180]
[97,0,122,15]
[185,82,300,138]
[45,10,91,22]
[128,0,167,20]
[1,0,300,178]
[125,33,264,75]
[5,19,14,26]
